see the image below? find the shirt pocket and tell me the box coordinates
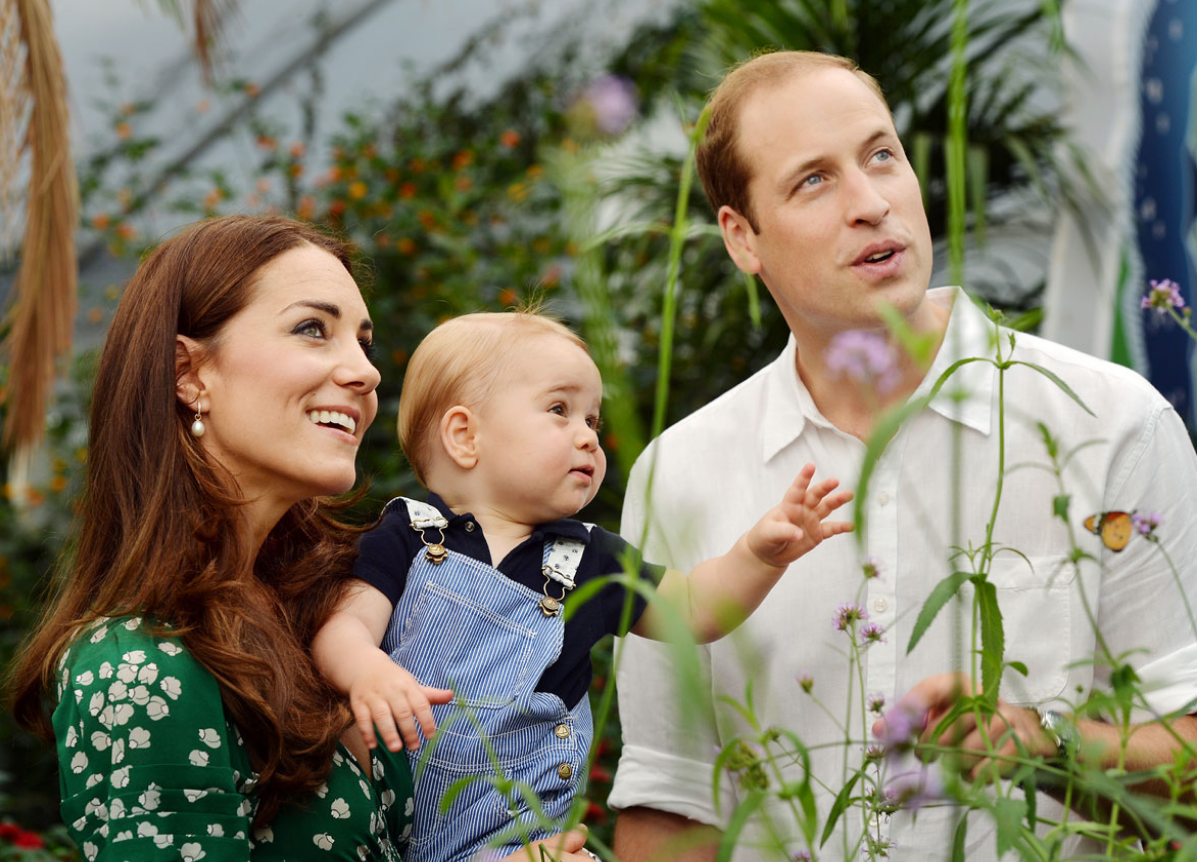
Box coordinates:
[396,581,536,710]
[985,553,1073,705]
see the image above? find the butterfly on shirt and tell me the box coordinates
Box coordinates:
[1083,511,1135,552]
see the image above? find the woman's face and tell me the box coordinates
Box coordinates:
[191,244,380,525]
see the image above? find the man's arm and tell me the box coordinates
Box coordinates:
[614,807,721,862]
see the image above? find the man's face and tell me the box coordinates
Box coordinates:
[723,68,934,341]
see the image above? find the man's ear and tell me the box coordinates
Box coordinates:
[175,335,207,411]
[439,406,479,469]
[717,205,763,275]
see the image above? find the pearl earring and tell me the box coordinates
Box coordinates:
[190,397,206,438]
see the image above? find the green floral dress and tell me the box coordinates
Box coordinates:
[53,616,414,861]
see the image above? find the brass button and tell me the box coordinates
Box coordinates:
[554,723,571,739]
[557,763,573,780]
[465,521,475,532]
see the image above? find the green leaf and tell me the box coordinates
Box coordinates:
[1051,494,1070,521]
[819,771,861,848]
[976,580,1005,704]
[716,790,766,862]
[907,570,974,654]
[1008,360,1096,417]
[992,796,1027,857]
[950,813,968,862]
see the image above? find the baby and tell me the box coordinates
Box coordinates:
[312,311,853,862]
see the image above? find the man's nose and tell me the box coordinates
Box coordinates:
[845,170,890,226]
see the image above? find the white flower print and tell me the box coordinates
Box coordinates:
[88,691,105,717]
[313,834,335,851]
[158,641,183,657]
[108,798,125,820]
[139,787,160,811]
[113,830,133,842]
[330,797,350,819]
[373,758,384,780]
[137,822,159,837]
[84,798,106,819]
[189,750,210,767]
[198,727,222,748]
[89,625,108,644]
[85,773,103,789]
[107,680,128,701]
[105,703,134,727]
[129,685,150,706]
[380,788,396,808]
[358,845,370,860]
[180,841,206,862]
[90,730,110,751]
[75,670,94,686]
[122,649,146,665]
[82,841,98,861]
[111,738,125,764]
[146,696,170,720]
[127,727,151,749]
[253,825,275,844]
[405,796,414,816]
[70,751,89,774]
[116,663,137,684]
[332,750,344,766]
[400,823,412,841]
[137,663,159,685]
[359,778,371,799]
[369,811,379,835]
[64,726,78,748]
[98,661,114,680]
[72,815,87,831]
[153,834,172,849]
[74,688,83,704]
[123,617,142,630]
[160,676,182,699]
[207,823,224,837]
[111,766,130,788]
[314,782,329,799]
[184,788,208,802]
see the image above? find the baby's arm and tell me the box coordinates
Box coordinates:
[311,580,453,752]
[631,462,853,643]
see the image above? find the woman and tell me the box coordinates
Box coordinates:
[9,215,593,861]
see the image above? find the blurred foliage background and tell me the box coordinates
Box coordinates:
[0,0,1073,848]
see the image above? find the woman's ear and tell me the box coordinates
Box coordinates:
[439,406,479,469]
[175,335,207,411]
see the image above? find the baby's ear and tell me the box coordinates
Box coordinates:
[440,406,478,469]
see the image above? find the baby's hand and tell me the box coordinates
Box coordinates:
[748,462,854,567]
[347,650,454,752]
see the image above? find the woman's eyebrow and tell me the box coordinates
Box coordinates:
[283,299,341,318]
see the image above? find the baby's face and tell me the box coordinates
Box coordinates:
[472,333,607,524]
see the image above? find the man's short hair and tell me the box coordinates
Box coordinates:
[696,51,889,233]
[397,310,588,485]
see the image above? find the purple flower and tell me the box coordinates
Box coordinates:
[1141,279,1186,315]
[883,767,944,811]
[796,670,814,694]
[792,851,812,862]
[862,555,884,580]
[874,697,927,754]
[859,622,886,646]
[867,692,887,714]
[576,76,639,136]
[1132,511,1161,537]
[833,602,868,631]
[825,330,900,393]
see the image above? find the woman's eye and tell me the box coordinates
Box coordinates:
[294,319,326,338]
[359,338,376,361]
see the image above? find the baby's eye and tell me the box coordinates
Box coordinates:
[293,319,327,338]
[549,403,567,417]
[586,415,603,432]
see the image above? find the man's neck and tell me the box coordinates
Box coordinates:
[795,298,952,440]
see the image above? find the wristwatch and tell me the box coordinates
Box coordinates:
[1036,706,1080,762]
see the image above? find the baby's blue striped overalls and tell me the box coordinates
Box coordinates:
[381,498,593,862]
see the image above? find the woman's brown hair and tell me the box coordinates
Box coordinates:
[9,214,366,824]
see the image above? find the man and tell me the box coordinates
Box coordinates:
[608,51,1197,861]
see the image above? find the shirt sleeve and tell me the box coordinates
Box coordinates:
[1096,403,1197,720]
[607,448,735,826]
[353,505,417,607]
[586,525,662,638]
[54,618,253,861]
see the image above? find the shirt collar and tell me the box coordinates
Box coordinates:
[425,493,592,543]
[760,286,996,463]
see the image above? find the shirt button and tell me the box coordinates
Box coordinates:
[872,597,889,613]
[876,492,890,506]
[557,763,574,780]
[554,723,571,739]
[465,521,475,532]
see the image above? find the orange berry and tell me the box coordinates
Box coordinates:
[91,213,111,230]
[115,122,132,140]
[500,129,521,148]
[348,181,368,200]
[397,237,416,255]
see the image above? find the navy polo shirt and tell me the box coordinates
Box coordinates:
[354,494,661,710]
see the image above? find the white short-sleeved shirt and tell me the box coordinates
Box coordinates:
[610,287,1197,861]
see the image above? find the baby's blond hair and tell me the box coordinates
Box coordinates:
[398,310,588,486]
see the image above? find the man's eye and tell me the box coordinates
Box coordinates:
[801,174,823,188]
[873,149,894,163]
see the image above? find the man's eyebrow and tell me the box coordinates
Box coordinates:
[776,128,899,195]
[283,300,373,332]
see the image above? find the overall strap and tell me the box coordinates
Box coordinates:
[394,496,449,530]
[541,524,594,590]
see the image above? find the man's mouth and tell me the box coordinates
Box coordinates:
[307,410,357,434]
